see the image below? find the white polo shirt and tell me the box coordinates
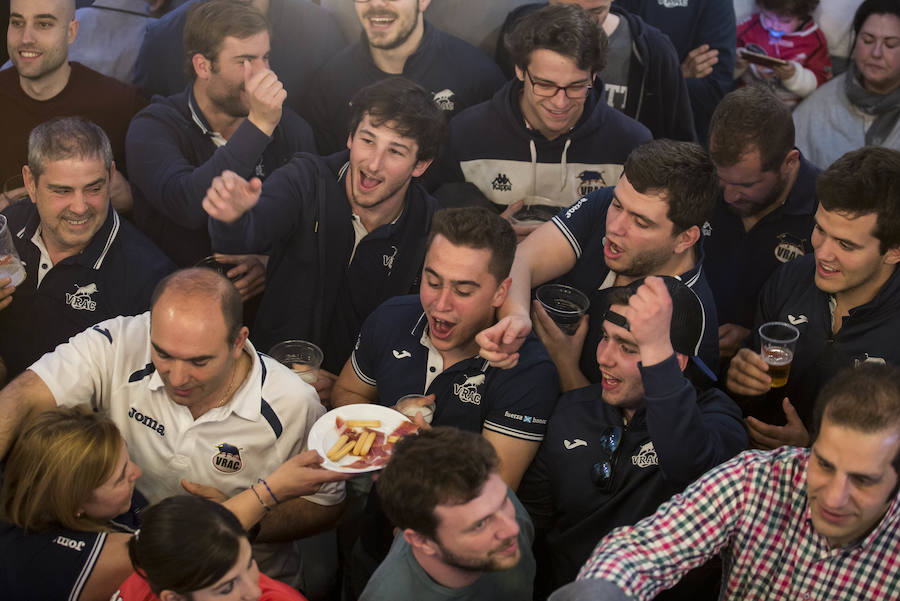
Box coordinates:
[30,312,343,507]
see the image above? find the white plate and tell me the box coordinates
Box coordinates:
[308,404,412,473]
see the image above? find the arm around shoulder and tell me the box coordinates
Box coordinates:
[0,370,58,459]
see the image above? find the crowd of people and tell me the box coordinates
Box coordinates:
[0,0,899,600]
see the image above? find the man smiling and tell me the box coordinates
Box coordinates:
[426,4,650,234]
[204,78,447,394]
[0,117,172,379]
[727,147,900,449]
[302,0,504,154]
[361,427,536,600]
[551,364,900,601]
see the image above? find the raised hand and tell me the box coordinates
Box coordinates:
[244,60,286,136]
[202,170,262,223]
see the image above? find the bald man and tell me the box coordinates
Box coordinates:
[0,268,348,585]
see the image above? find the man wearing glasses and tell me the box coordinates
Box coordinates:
[302,0,505,155]
[425,3,650,239]
[517,276,747,597]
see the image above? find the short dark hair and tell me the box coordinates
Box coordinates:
[377,427,499,540]
[127,496,245,596]
[184,0,270,82]
[150,268,244,344]
[425,208,517,283]
[811,364,900,479]
[709,84,795,172]
[757,0,820,17]
[623,139,718,234]
[505,3,607,74]
[28,117,113,181]
[347,78,447,162]
[816,147,900,254]
[853,0,900,50]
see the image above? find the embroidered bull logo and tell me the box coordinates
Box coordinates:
[212,443,243,474]
[433,89,456,111]
[453,374,485,406]
[65,283,98,311]
[576,170,607,197]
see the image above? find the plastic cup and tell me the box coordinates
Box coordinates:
[0,215,26,287]
[535,284,590,335]
[269,340,323,385]
[395,394,435,424]
[758,322,799,388]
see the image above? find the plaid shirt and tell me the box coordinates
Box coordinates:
[576,447,900,600]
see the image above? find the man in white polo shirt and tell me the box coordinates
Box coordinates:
[0,267,348,585]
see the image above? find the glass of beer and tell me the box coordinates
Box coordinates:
[758,322,799,388]
[268,340,323,385]
[535,284,590,335]
[0,215,26,287]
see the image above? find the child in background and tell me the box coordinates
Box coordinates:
[736,0,832,106]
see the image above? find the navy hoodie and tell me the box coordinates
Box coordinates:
[426,79,651,214]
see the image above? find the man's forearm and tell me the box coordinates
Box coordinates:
[256,498,346,543]
[0,370,57,459]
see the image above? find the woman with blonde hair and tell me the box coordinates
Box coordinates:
[0,408,334,601]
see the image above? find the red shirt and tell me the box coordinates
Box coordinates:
[113,571,308,601]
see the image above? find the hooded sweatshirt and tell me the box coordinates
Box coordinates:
[427,79,651,215]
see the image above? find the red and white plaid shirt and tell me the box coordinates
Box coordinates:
[576,447,900,600]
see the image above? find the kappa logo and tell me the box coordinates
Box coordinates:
[392,349,412,359]
[212,443,243,474]
[564,439,588,450]
[492,173,512,192]
[433,89,456,111]
[383,245,398,270]
[631,441,658,468]
[788,314,808,325]
[53,535,86,552]
[66,282,98,311]
[774,233,806,263]
[453,374,485,405]
[576,170,607,197]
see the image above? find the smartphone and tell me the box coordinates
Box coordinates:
[738,48,789,68]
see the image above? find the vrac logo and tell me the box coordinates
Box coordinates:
[492,173,512,192]
[433,89,456,111]
[213,443,244,474]
[453,374,485,405]
[576,170,607,197]
[66,282,98,311]
[383,245,398,270]
[632,441,659,468]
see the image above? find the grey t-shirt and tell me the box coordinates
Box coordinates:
[360,491,536,600]
[598,18,633,110]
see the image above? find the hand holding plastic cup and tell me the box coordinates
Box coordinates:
[0,215,26,287]
[269,340,323,385]
[395,394,435,424]
[758,321,799,388]
[535,284,590,335]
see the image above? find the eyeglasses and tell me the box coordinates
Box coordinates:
[525,69,592,99]
[590,426,622,491]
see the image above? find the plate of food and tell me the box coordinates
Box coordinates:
[308,404,419,473]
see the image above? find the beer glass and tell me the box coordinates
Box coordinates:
[0,215,26,287]
[269,340,323,385]
[759,322,799,388]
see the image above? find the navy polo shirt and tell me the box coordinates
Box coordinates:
[550,188,720,376]
[0,200,174,378]
[703,154,820,328]
[351,295,559,441]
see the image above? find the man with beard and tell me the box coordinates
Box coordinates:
[704,85,820,360]
[302,0,505,154]
[0,0,145,213]
[476,139,721,391]
[360,427,536,600]
[125,0,315,276]
[203,78,447,401]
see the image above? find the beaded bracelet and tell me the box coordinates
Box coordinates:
[250,483,271,512]
[258,478,281,505]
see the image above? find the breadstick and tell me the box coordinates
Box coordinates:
[347,420,381,428]
[360,431,377,456]
[352,431,368,455]
[326,434,349,460]
[330,440,357,461]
